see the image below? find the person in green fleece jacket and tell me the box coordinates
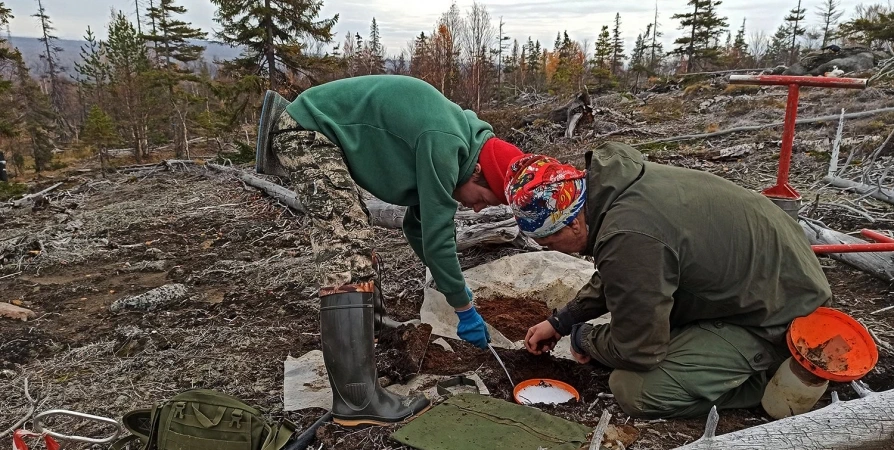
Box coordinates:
[507,142,831,419]
[255,75,523,426]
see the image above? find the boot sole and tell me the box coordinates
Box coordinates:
[255,91,287,175]
[332,403,432,427]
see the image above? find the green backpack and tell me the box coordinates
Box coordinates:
[111,389,296,450]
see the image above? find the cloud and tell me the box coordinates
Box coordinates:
[3,0,871,58]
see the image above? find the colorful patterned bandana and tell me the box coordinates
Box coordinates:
[505,154,587,238]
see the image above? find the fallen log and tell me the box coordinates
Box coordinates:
[10,182,63,208]
[207,163,306,213]
[518,92,592,129]
[801,220,894,282]
[823,175,894,206]
[675,389,894,449]
[634,107,894,147]
[206,163,537,250]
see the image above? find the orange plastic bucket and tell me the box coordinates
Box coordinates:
[787,307,878,382]
[513,378,580,405]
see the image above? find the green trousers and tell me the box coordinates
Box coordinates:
[608,320,785,419]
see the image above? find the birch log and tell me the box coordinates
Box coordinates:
[801,221,894,282]
[674,390,894,450]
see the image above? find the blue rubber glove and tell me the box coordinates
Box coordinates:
[456,306,491,350]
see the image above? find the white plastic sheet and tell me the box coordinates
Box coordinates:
[420,251,609,358]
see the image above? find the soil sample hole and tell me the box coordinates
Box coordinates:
[476,297,551,341]
[376,323,432,383]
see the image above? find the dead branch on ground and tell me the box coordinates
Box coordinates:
[633,107,894,147]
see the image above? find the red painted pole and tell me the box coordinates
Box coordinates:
[728,74,868,89]
[812,243,894,254]
[761,83,801,200]
[861,229,894,243]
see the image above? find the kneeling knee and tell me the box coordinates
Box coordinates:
[609,369,681,419]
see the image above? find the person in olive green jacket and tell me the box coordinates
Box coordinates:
[509,142,831,419]
[255,75,523,426]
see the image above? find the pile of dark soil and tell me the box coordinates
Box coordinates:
[476,297,552,341]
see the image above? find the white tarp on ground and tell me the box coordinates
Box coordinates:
[283,350,489,411]
[420,251,610,359]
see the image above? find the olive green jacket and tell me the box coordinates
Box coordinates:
[550,142,831,371]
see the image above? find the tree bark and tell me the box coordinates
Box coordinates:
[823,176,894,206]
[801,221,894,282]
[674,389,894,449]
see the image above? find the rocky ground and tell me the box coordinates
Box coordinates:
[1,77,893,449]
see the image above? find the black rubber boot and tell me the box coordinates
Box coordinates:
[255,90,291,177]
[320,290,431,426]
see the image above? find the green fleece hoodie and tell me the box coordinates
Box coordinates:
[550,142,831,371]
[286,75,495,307]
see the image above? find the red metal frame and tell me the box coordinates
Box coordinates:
[812,229,894,254]
[728,75,868,201]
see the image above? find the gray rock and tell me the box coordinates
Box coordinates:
[783,63,807,76]
[110,283,188,312]
[809,52,877,75]
[120,260,172,273]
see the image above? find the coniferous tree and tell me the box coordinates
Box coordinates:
[106,11,151,161]
[784,0,806,64]
[82,105,117,174]
[366,17,385,74]
[672,0,728,72]
[210,0,337,90]
[33,0,64,116]
[729,18,749,67]
[629,27,648,90]
[143,0,206,158]
[592,26,614,88]
[767,24,792,64]
[13,55,56,172]
[816,0,843,48]
[593,26,612,70]
[74,27,108,111]
[647,3,664,73]
[610,13,626,75]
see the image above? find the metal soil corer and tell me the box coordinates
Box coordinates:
[488,344,515,387]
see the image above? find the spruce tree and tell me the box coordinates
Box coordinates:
[210,0,337,90]
[593,26,612,70]
[767,24,792,64]
[672,0,728,72]
[784,0,806,64]
[143,0,205,157]
[106,11,152,161]
[367,18,385,74]
[648,3,664,73]
[13,55,56,172]
[82,105,117,174]
[611,13,626,75]
[33,0,64,115]
[815,0,843,49]
[74,27,108,110]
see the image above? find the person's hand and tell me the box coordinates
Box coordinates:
[570,344,591,364]
[525,321,561,355]
[455,306,491,349]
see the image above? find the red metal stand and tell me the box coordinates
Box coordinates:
[728,75,868,201]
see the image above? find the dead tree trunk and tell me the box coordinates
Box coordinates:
[518,91,593,132]
[823,176,894,206]
[801,221,894,282]
[675,390,894,449]
[206,164,538,250]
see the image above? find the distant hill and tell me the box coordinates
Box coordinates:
[7,36,244,77]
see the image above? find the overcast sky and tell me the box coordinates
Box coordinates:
[4,0,874,56]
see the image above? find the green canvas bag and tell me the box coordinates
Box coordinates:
[111,389,296,450]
